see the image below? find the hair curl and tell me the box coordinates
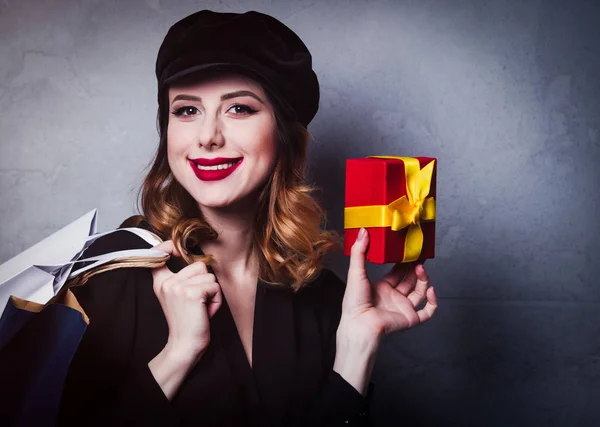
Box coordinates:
[129,74,338,291]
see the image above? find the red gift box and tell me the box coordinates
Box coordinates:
[343,156,437,264]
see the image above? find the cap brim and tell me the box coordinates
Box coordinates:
[162,62,267,87]
[162,62,298,121]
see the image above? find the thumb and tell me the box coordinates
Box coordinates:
[151,240,179,285]
[345,228,371,304]
[153,239,182,258]
[348,228,369,281]
[152,264,173,287]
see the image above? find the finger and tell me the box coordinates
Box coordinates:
[375,263,409,297]
[208,299,222,318]
[182,281,220,301]
[174,261,209,280]
[379,263,407,287]
[345,228,371,302]
[395,264,418,295]
[407,264,429,307]
[152,262,210,294]
[178,273,217,287]
[151,264,173,292]
[348,228,369,280]
[183,282,222,318]
[206,284,223,318]
[416,286,438,323]
[153,240,182,258]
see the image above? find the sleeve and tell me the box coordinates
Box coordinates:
[55,235,182,427]
[291,371,373,427]
[289,269,375,427]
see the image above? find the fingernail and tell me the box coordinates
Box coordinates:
[358,227,366,240]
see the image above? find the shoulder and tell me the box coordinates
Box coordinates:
[82,222,154,258]
[299,267,347,313]
[71,220,155,315]
[309,267,346,299]
[292,267,348,345]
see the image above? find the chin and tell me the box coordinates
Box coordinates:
[190,194,232,208]
[197,200,234,209]
[195,189,264,211]
[191,191,242,209]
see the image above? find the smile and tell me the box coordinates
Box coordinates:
[188,157,243,182]
[195,161,238,171]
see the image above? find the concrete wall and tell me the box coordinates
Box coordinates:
[1,0,599,425]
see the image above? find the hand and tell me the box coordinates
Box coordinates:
[151,240,222,359]
[340,228,438,344]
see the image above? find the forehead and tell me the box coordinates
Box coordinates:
[168,72,267,99]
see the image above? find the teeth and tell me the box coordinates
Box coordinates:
[196,162,236,171]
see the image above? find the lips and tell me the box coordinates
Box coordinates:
[189,157,243,182]
[191,157,243,166]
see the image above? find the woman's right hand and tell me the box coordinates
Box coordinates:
[151,240,222,358]
[148,240,222,400]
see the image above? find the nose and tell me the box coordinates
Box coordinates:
[197,113,225,149]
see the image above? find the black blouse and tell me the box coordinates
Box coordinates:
[56,224,372,426]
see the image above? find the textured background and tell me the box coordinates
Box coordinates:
[1,0,599,425]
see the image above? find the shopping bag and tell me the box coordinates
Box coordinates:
[0,210,168,427]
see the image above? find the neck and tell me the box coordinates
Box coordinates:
[199,196,260,284]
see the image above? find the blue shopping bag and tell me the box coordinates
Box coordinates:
[0,211,166,427]
[0,291,88,427]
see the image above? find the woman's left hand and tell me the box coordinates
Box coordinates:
[340,227,438,346]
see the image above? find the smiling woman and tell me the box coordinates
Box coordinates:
[54,9,437,427]
[167,74,278,210]
[140,68,335,290]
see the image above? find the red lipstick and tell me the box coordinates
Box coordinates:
[189,157,243,181]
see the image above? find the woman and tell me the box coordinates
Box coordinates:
[56,10,437,427]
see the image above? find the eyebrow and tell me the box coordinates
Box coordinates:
[171,90,265,105]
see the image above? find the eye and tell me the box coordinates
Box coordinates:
[228,104,258,115]
[171,106,199,117]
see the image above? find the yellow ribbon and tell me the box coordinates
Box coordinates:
[344,156,436,262]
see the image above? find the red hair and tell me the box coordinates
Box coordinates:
[130,74,338,290]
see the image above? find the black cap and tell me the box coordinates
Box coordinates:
[155,10,320,127]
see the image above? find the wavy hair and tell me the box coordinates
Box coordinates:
[130,72,338,291]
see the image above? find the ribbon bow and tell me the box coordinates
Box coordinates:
[344,157,436,262]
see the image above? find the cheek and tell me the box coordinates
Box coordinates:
[166,123,191,156]
[251,125,278,164]
[166,128,191,176]
[245,139,277,177]
[266,135,279,169]
[266,141,278,170]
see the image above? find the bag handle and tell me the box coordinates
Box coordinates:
[45,227,170,313]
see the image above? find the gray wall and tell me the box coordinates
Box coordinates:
[1,0,599,425]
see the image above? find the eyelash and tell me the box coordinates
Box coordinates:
[170,104,258,117]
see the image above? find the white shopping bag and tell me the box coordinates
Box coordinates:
[0,209,166,317]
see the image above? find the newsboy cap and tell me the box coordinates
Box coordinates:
[155,10,320,127]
